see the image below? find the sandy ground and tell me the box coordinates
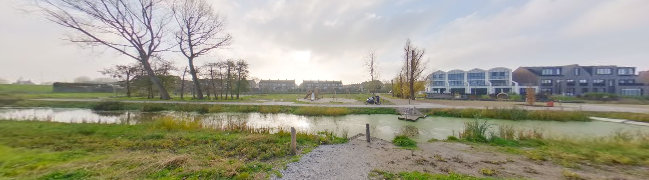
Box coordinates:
[275,135,647,180]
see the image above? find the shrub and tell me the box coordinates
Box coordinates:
[392,135,417,149]
[582,92,618,101]
[460,119,491,142]
[92,101,125,111]
[446,136,459,141]
[141,104,167,112]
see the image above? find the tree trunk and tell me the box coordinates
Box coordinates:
[125,73,131,98]
[236,71,241,99]
[141,58,171,100]
[180,67,186,100]
[188,58,204,99]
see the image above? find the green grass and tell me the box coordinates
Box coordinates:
[392,135,417,149]
[454,120,649,167]
[0,84,114,100]
[0,120,346,179]
[428,108,590,121]
[369,170,495,180]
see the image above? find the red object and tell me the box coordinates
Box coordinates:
[546,101,554,107]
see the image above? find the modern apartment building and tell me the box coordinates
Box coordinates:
[427,67,519,96]
[513,64,646,96]
[258,79,296,93]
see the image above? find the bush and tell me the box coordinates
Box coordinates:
[392,135,417,149]
[581,92,618,101]
[141,104,167,112]
[92,101,125,111]
[460,119,491,142]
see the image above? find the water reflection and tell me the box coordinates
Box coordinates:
[1,108,648,142]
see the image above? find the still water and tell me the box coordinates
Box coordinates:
[1,107,648,141]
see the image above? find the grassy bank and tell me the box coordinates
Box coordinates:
[427,108,649,122]
[6,100,398,116]
[0,119,346,179]
[427,108,590,121]
[448,119,649,168]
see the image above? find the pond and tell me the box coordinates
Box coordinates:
[1,107,648,142]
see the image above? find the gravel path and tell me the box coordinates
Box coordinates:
[274,135,647,180]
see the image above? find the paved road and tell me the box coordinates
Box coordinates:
[30,98,649,114]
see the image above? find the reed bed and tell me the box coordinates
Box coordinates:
[451,119,649,167]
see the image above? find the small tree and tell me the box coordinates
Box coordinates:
[365,50,379,95]
[100,64,140,97]
[402,39,426,100]
[235,59,249,99]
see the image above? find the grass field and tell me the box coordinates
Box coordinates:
[450,120,649,169]
[0,84,114,99]
[0,120,346,179]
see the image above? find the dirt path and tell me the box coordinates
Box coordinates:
[276,135,646,180]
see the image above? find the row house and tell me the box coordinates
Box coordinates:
[513,64,646,96]
[258,79,296,93]
[427,67,519,96]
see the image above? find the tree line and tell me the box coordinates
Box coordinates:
[38,0,238,100]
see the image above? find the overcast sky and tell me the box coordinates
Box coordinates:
[1,0,648,84]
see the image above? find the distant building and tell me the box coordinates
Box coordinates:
[513,64,647,96]
[342,83,363,93]
[299,80,343,92]
[427,67,519,96]
[258,79,296,93]
[13,80,35,85]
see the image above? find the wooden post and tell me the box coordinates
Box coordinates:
[290,127,297,155]
[366,124,370,143]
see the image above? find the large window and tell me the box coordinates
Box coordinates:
[541,79,553,86]
[449,81,464,86]
[621,89,641,96]
[579,79,588,86]
[617,68,634,75]
[619,79,636,85]
[541,68,561,75]
[448,73,464,81]
[596,68,612,75]
[433,81,445,86]
[593,79,605,86]
[433,74,446,80]
[490,72,507,79]
[469,80,486,86]
[467,72,485,79]
[566,79,575,86]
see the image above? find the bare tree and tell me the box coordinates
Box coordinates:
[217,61,226,99]
[402,39,426,100]
[173,0,232,100]
[203,62,220,100]
[225,60,235,99]
[39,0,172,99]
[235,59,249,99]
[101,64,140,97]
[365,50,379,95]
